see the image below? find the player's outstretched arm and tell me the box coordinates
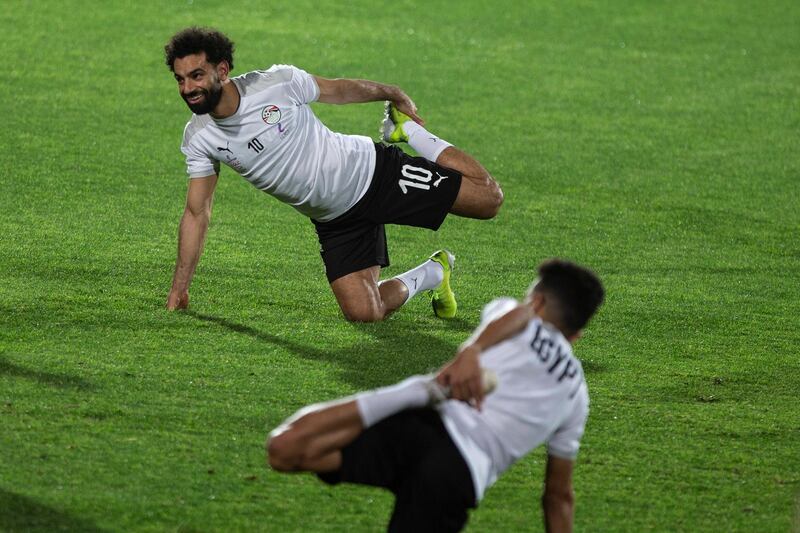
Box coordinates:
[542,455,575,533]
[313,75,424,125]
[437,304,534,407]
[166,174,218,310]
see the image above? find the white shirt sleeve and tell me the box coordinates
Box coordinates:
[270,64,319,105]
[181,141,219,178]
[546,383,589,459]
[480,297,518,324]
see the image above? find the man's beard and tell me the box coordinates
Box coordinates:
[183,83,223,115]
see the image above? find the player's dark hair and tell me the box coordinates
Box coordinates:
[164,27,235,71]
[534,259,605,336]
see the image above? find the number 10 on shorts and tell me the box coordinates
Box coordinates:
[398,165,432,194]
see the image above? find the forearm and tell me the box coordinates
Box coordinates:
[542,493,574,533]
[170,209,209,292]
[439,305,534,401]
[465,305,534,352]
[321,78,402,105]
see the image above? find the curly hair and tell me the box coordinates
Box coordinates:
[164,27,235,71]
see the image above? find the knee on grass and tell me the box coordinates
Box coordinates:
[266,429,306,472]
[338,300,386,323]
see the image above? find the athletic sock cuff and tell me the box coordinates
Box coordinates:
[355,376,430,428]
[403,123,453,163]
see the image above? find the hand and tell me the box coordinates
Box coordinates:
[166,289,189,310]
[391,89,424,126]
[436,344,486,410]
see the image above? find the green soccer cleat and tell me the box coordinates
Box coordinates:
[429,249,457,319]
[381,101,411,143]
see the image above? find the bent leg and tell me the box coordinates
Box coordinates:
[437,146,504,220]
[330,260,446,322]
[388,106,503,221]
[268,377,435,474]
[387,419,476,532]
[267,399,363,473]
[330,266,409,322]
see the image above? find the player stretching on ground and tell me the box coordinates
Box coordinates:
[163,27,503,322]
[268,259,605,532]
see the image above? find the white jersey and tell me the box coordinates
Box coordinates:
[439,298,590,501]
[180,65,376,222]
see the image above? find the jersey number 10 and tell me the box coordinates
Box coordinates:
[398,165,432,194]
[248,138,265,153]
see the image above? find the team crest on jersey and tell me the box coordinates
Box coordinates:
[261,105,281,125]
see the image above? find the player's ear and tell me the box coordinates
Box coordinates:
[567,330,583,343]
[530,291,546,313]
[217,60,230,80]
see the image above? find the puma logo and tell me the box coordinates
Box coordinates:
[433,172,449,188]
[216,142,233,154]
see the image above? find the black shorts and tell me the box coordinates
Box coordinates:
[312,143,462,283]
[318,408,476,532]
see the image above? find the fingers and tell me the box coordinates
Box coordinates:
[468,374,485,410]
[166,292,189,310]
[450,373,484,409]
[406,108,424,126]
[404,103,424,126]
[473,374,485,411]
[394,95,425,126]
[438,347,487,408]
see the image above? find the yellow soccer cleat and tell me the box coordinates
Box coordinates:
[429,249,457,319]
[381,101,412,143]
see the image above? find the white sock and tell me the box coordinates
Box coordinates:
[393,259,444,302]
[355,375,431,428]
[402,121,453,162]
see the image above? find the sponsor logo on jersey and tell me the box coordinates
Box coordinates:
[226,157,246,173]
[261,105,282,125]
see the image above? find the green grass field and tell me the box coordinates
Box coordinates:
[2,0,799,531]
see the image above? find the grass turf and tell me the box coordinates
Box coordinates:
[1,0,799,531]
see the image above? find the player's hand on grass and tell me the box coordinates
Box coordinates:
[166,289,189,311]
[437,344,486,410]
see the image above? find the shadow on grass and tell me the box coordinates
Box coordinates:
[0,357,94,391]
[0,489,107,532]
[186,310,472,389]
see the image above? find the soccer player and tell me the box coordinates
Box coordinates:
[267,259,605,532]
[163,27,503,322]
